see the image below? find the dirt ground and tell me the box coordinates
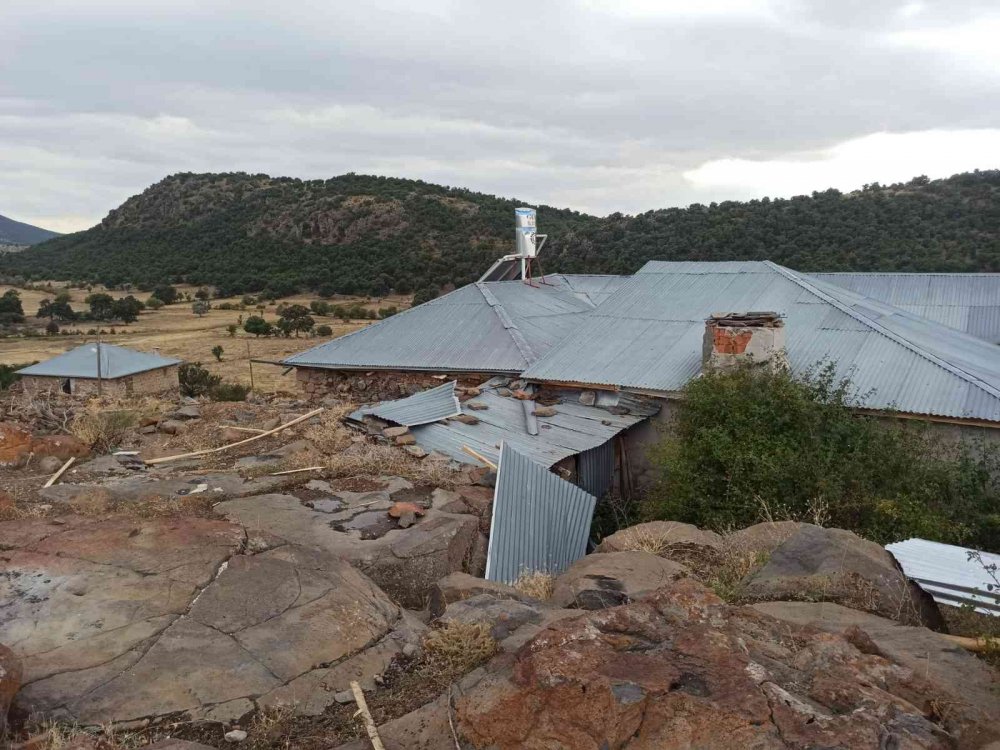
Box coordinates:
[0,284,410,393]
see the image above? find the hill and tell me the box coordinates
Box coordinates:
[0,213,61,246]
[3,170,1000,296]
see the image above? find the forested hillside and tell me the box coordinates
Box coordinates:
[3,170,999,297]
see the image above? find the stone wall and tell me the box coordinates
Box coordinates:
[296,367,492,402]
[20,365,179,398]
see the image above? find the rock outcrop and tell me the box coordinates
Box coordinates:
[454,578,999,749]
[742,524,943,628]
[596,521,724,575]
[216,479,480,608]
[550,550,690,609]
[0,515,417,725]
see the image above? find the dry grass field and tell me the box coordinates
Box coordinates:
[0,283,410,394]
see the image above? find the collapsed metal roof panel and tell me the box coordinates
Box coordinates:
[407,379,656,467]
[815,273,1000,342]
[886,538,1000,616]
[16,343,180,380]
[486,442,597,583]
[523,261,1000,423]
[352,380,461,426]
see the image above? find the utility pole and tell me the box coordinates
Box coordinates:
[246,340,255,392]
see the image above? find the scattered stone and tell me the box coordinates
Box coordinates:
[223,729,247,743]
[388,501,425,519]
[428,572,535,618]
[439,594,545,640]
[742,524,943,628]
[0,424,59,468]
[451,414,479,425]
[402,643,419,658]
[31,435,90,462]
[36,456,64,475]
[172,404,202,420]
[397,511,417,528]
[383,425,410,438]
[140,424,157,434]
[403,445,428,458]
[465,401,488,411]
[531,406,557,417]
[551,550,690,609]
[578,390,596,406]
[219,427,248,442]
[333,690,355,704]
[607,405,630,415]
[496,387,512,397]
[394,434,417,446]
[158,419,186,435]
[474,470,496,488]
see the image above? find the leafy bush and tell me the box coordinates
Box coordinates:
[315,324,332,336]
[144,296,164,310]
[211,345,224,361]
[210,382,249,402]
[645,364,1000,551]
[71,410,138,452]
[0,362,33,390]
[178,362,221,397]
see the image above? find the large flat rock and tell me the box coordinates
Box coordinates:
[215,492,478,608]
[0,515,406,726]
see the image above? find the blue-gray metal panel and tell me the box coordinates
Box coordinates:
[886,538,1000,615]
[486,443,597,583]
[16,343,180,379]
[576,440,615,497]
[355,381,461,426]
[524,261,1000,423]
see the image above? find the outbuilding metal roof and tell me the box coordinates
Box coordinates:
[352,380,461,426]
[815,273,1000,343]
[406,378,657,468]
[523,261,1000,423]
[886,538,1000,616]
[16,343,180,380]
[485,442,597,583]
[282,275,624,373]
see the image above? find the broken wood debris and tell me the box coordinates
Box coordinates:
[462,444,498,470]
[42,456,75,488]
[145,408,324,465]
[350,680,387,750]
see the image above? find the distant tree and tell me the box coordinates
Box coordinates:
[275,317,294,338]
[316,283,336,299]
[38,298,76,322]
[226,323,238,337]
[178,362,221,397]
[412,287,438,306]
[192,300,211,317]
[211,345,224,361]
[378,306,398,319]
[316,324,333,336]
[151,284,178,305]
[45,319,59,335]
[145,297,164,310]
[279,304,311,321]
[194,287,211,300]
[309,300,330,316]
[243,315,273,337]
[85,292,115,320]
[111,295,143,324]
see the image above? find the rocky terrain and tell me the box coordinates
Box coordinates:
[2,392,999,748]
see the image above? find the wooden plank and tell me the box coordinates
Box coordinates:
[350,681,386,750]
[42,457,75,488]
[461,444,498,470]
[269,466,324,476]
[145,408,324,465]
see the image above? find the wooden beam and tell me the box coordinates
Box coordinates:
[350,681,386,750]
[145,408,324,466]
[461,444,497,470]
[42,457,75,488]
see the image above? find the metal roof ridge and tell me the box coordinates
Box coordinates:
[767,261,1000,403]
[475,281,537,365]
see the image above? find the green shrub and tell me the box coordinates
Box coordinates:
[316,324,333,336]
[178,362,221,397]
[645,364,1000,552]
[210,382,249,402]
[0,362,33,390]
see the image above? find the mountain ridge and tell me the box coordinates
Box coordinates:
[3,169,999,296]
[0,213,61,246]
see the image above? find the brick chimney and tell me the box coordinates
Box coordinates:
[703,312,786,373]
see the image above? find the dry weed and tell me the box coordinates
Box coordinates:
[64,487,215,519]
[70,410,139,452]
[615,526,675,556]
[17,718,141,749]
[420,620,498,679]
[243,705,297,749]
[326,443,457,488]
[513,570,554,600]
[707,542,771,602]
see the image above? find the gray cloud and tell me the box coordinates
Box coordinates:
[2,0,999,231]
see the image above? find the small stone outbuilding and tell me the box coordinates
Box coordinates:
[17,343,180,397]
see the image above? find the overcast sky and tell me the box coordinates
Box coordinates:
[3,0,999,232]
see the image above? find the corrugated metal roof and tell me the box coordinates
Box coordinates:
[523,261,1000,423]
[405,378,657,467]
[16,343,180,379]
[485,442,597,583]
[352,380,461,426]
[814,273,1000,343]
[886,538,1000,616]
[283,275,617,373]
